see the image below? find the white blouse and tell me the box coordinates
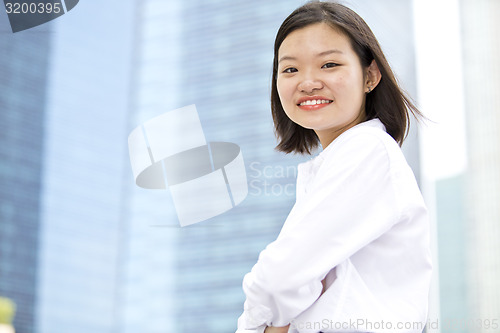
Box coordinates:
[236,119,433,333]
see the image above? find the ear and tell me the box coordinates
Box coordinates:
[365,60,382,93]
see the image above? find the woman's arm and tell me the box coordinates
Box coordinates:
[240,132,401,329]
[264,324,290,333]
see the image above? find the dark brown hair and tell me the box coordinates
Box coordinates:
[271,1,422,154]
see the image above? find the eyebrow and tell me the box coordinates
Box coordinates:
[278,49,344,64]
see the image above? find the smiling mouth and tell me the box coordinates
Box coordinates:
[298,99,333,106]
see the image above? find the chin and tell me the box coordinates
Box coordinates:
[296,120,332,131]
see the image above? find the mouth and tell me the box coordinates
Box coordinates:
[296,97,333,110]
[298,99,333,106]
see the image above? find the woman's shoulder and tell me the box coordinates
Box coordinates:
[323,118,401,161]
[297,119,404,176]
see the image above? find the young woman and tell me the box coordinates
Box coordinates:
[236,2,432,333]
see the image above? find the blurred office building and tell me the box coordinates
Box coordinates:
[121,1,306,331]
[1,1,136,333]
[417,0,500,332]
[0,14,51,333]
[33,1,136,332]
[461,0,500,330]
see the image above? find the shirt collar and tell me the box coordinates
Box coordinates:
[317,118,386,159]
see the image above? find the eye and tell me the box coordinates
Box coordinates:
[282,67,298,74]
[322,62,339,69]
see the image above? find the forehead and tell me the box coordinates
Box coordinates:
[279,23,353,57]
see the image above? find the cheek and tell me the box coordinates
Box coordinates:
[323,71,349,92]
[329,72,364,98]
[276,79,284,99]
[276,79,292,107]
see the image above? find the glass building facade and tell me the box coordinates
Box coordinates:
[414,0,500,331]
[0,12,51,333]
[120,1,307,331]
[34,1,136,332]
[461,0,500,330]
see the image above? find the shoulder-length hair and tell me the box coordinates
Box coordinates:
[271,1,422,154]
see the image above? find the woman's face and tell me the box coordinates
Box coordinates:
[277,23,371,147]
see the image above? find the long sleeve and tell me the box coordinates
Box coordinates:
[238,128,406,330]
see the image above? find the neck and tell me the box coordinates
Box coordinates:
[316,111,366,149]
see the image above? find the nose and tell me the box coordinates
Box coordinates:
[297,77,324,94]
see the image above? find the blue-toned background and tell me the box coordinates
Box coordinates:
[1,0,499,332]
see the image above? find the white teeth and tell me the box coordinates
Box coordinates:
[299,99,333,106]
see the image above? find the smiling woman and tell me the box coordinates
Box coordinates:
[235,2,432,333]
[276,23,380,148]
[271,2,422,155]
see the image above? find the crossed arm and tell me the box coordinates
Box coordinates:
[264,324,290,333]
[239,134,396,332]
[263,278,328,333]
